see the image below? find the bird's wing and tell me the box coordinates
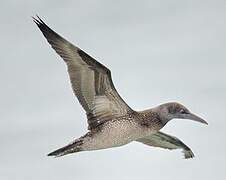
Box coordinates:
[33,16,132,130]
[136,131,194,159]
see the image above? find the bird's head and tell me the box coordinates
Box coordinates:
[156,102,208,125]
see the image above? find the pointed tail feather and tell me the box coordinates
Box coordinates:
[48,139,83,157]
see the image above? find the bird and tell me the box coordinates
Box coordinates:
[33,16,208,159]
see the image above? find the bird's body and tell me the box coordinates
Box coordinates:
[49,109,163,156]
[33,16,207,159]
[75,110,161,151]
[83,117,147,151]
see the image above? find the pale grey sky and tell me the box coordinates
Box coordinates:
[1,0,226,179]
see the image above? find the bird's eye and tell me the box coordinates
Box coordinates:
[180,109,186,114]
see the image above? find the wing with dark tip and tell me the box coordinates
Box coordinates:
[33,16,132,129]
[136,131,194,159]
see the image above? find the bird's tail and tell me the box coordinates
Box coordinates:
[48,138,83,157]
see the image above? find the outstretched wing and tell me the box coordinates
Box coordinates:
[136,131,194,159]
[33,16,132,130]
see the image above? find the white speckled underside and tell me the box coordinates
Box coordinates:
[82,119,157,151]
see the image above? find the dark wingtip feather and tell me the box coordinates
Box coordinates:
[183,149,195,159]
[32,15,48,29]
[32,14,63,43]
[32,15,42,25]
[32,16,38,24]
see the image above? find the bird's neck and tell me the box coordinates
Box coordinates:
[138,108,167,128]
[140,107,171,126]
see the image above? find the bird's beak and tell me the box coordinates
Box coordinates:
[183,113,208,125]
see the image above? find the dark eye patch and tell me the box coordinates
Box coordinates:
[180,109,188,114]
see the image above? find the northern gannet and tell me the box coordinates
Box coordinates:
[33,16,207,159]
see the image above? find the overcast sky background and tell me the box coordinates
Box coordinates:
[1,0,226,179]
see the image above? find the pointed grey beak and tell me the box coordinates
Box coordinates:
[184,113,208,125]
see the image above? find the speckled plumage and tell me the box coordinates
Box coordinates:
[82,111,163,151]
[34,16,207,159]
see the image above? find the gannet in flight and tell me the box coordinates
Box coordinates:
[33,16,207,159]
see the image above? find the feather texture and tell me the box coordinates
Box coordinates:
[33,16,132,130]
